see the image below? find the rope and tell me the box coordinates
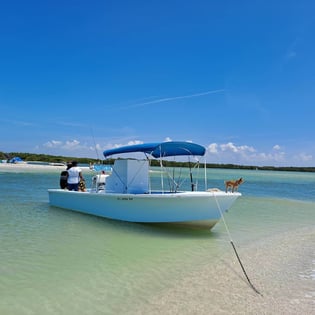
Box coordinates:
[214,194,263,296]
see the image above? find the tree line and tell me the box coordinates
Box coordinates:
[1,151,314,172]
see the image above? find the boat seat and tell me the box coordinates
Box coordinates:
[92,174,107,192]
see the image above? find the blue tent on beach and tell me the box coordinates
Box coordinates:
[9,156,23,163]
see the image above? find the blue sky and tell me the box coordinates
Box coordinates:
[1,0,314,166]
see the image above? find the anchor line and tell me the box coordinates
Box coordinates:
[213,195,262,296]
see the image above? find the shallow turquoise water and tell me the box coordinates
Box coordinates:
[0,168,314,314]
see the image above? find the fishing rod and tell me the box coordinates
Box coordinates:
[90,127,100,161]
[214,196,262,296]
[188,157,195,191]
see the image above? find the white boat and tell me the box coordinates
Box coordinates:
[48,141,241,229]
[49,162,66,166]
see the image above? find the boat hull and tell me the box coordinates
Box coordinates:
[48,189,241,229]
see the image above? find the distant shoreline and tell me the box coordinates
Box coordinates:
[1,161,315,174]
[0,163,92,173]
[202,163,315,172]
[1,151,314,172]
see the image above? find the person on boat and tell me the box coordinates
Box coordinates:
[67,161,85,191]
[78,178,86,192]
[59,162,72,189]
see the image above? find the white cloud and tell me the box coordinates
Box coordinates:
[105,140,144,150]
[95,144,103,151]
[206,142,314,166]
[38,138,314,167]
[219,142,255,154]
[220,142,237,152]
[294,152,312,162]
[42,139,87,155]
[206,142,290,166]
[127,140,143,146]
[64,140,80,148]
[43,140,62,148]
[208,143,218,154]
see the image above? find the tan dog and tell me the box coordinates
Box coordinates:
[224,177,244,193]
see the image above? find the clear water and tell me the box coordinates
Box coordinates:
[0,167,314,314]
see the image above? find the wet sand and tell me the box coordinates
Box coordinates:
[134,227,315,315]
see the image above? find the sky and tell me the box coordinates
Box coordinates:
[0,0,315,166]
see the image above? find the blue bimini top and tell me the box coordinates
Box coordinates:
[103,141,206,158]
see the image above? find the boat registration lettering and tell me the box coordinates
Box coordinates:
[117,197,133,201]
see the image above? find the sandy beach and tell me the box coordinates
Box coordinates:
[0,163,92,173]
[133,226,315,315]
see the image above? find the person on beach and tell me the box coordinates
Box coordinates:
[59,162,72,189]
[67,161,85,191]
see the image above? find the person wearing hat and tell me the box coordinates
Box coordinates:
[67,161,85,191]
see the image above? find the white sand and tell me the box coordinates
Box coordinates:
[133,227,315,315]
[0,163,92,173]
